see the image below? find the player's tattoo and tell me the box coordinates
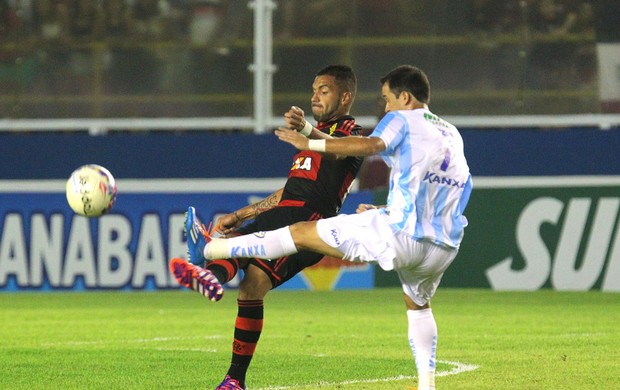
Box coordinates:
[251,191,281,217]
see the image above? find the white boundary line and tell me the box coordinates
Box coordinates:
[0,176,619,193]
[255,360,479,390]
[38,336,478,388]
[40,334,223,347]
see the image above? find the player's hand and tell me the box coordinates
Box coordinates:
[284,105,306,131]
[275,127,309,150]
[216,212,243,236]
[356,203,377,213]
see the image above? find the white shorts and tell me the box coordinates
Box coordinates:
[316,209,458,306]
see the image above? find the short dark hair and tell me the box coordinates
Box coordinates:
[380,65,430,104]
[316,64,357,100]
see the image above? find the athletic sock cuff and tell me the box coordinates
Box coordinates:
[277,226,298,254]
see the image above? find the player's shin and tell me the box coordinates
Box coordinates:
[407,309,437,390]
[205,227,298,260]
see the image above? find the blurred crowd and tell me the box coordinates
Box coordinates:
[0,0,600,117]
[0,0,596,41]
[0,0,250,98]
[0,0,239,44]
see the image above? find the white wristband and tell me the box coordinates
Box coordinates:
[299,120,313,137]
[308,139,326,152]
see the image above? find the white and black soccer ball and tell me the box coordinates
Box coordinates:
[66,164,117,217]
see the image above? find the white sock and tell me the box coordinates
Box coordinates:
[204,226,298,260]
[407,309,437,390]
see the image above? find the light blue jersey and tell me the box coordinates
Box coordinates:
[370,109,472,248]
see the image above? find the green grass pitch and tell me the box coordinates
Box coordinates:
[1,288,618,389]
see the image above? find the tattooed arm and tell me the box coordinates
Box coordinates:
[216,188,284,236]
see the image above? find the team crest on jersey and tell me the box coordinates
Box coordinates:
[291,156,313,171]
[329,123,337,135]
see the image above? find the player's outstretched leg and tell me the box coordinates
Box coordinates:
[215,375,245,390]
[184,206,211,266]
[169,258,224,302]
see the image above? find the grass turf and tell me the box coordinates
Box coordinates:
[1,288,618,389]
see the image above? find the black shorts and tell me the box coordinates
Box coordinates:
[237,206,326,288]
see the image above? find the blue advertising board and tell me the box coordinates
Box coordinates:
[2,127,619,292]
[0,186,374,292]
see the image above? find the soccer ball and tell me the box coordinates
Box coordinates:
[66,164,117,217]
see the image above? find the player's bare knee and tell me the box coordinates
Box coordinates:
[239,266,272,300]
[404,293,430,310]
[289,222,316,251]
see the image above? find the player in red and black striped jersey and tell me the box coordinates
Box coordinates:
[196,65,363,389]
[280,115,362,218]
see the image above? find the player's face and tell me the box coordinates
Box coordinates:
[381,82,407,113]
[310,75,347,122]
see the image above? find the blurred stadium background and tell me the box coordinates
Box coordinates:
[1,0,619,293]
[1,0,618,120]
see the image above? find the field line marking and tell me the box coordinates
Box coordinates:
[154,347,218,353]
[254,360,479,389]
[436,360,480,377]
[40,334,223,347]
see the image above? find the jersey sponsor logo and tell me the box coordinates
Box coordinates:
[423,171,466,188]
[291,156,313,171]
[288,153,321,181]
[423,112,452,136]
[486,196,620,291]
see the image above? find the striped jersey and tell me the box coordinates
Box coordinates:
[370,109,472,248]
[281,115,363,217]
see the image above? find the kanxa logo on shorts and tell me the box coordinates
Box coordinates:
[330,228,341,246]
